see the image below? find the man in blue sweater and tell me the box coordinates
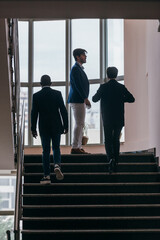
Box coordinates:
[68,48,91,154]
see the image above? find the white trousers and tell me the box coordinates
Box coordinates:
[70,103,86,149]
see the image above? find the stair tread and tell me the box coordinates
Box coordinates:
[24,172,160,175]
[22,192,160,197]
[22,204,160,208]
[23,182,160,186]
[25,153,154,156]
[24,162,157,166]
[21,216,160,220]
[21,228,160,233]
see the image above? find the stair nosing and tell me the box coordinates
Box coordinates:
[24,153,154,157]
[23,182,160,186]
[24,162,157,166]
[21,228,160,233]
[23,172,160,176]
[22,193,160,197]
[22,204,160,208]
[21,216,160,220]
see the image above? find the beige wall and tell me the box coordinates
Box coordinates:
[121,19,160,160]
[0,19,14,169]
[146,20,160,158]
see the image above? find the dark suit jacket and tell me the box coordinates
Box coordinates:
[68,62,89,103]
[92,79,135,126]
[31,87,68,136]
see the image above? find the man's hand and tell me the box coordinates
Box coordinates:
[32,131,38,138]
[64,129,68,134]
[84,98,91,109]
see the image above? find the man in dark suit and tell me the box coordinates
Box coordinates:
[68,48,91,154]
[92,67,135,173]
[31,75,68,184]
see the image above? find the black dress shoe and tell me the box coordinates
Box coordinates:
[108,159,115,174]
[113,161,118,172]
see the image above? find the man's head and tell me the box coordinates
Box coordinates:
[40,75,51,87]
[73,48,87,64]
[106,67,118,79]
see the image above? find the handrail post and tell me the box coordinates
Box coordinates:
[6,230,11,240]
[14,101,25,240]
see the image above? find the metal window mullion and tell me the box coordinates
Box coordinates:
[20,82,29,87]
[99,19,106,145]
[31,81,67,87]
[65,19,71,146]
[117,75,124,81]
[105,19,109,72]
[28,20,34,146]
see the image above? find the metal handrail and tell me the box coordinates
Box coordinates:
[7,18,20,165]
[14,101,25,240]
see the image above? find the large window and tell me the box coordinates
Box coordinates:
[0,176,16,211]
[34,21,66,82]
[72,19,100,79]
[18,21,28,83]
[19,19,124,146]
[108,19,124,76]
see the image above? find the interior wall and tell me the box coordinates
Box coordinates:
[121,19,160,160]
[146,20,160,158]
[0,19,14,169]
[121,20,150,152]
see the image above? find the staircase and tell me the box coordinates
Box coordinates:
[22,153,160,240]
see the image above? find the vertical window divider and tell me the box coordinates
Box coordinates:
[66,19,71,146]
[99,19,106,144]
[28,20,34,146]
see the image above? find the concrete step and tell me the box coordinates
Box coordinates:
[22,193,160,205]
[24,172,160,183]
[23,162,158,173]
[22,204,160,217]
[23,182,160,194]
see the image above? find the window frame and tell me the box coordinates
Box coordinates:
[19,19,124,147]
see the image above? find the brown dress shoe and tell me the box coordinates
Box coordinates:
[80,148,90,154]
[71,148,84,154]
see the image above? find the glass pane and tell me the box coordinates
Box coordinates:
[51,86,66,145]
[20,87,28,145]
[18,21,28,82]
[33,87,66,145]
[33,21,66,82]
[88,84,100,143]
[72,19,100,79]
[71,84,100,144]
[0,216,14,240]
[0,176,16,210]
[119,80,125,142]
[108,19,124,76]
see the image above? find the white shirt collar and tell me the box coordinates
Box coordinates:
[42,86,50,88]
[76,61,84,70]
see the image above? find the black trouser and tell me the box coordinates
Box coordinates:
[104,124,123,163]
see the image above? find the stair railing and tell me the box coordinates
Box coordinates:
[6,230,13,240]
[14,101,25,240]
[7,18,20,166]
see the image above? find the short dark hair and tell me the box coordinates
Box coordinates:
[73,48,87,60]
[40,75,51,86]
[106,67,118,79]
